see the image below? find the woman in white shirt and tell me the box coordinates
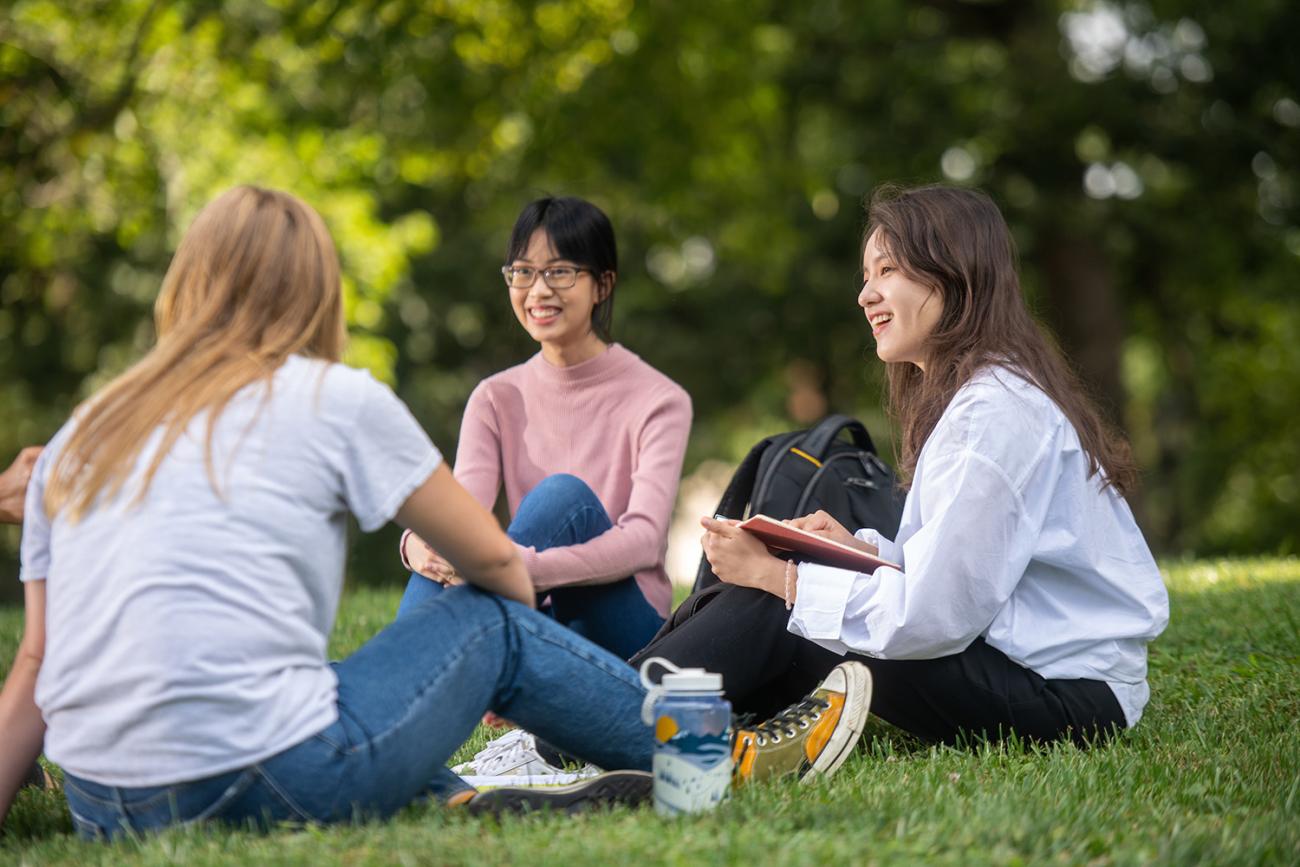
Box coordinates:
[632,184,1169,751]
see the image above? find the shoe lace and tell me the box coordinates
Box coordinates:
[466,730,555,775]
[745,697,830,746]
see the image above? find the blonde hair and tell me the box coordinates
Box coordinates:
[45,186,345,520]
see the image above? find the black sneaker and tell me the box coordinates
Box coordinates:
[466,770,653,816]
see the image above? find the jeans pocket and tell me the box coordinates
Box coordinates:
[188,769,260,825]
[68,808,110,842]
[63,778,126,840]
[249,765,317,824]
[184,767,315,831]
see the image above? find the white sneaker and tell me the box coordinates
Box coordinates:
[453,729,601,789]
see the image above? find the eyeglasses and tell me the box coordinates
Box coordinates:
[501,265,592,290]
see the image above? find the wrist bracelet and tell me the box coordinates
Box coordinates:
[784,560,796,610]
[399,528,414,571]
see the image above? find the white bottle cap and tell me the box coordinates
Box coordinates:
[638,657,725,723]
[660,668,723,692]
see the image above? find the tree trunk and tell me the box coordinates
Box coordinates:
[1040,231,1126,425]
[1039,231,1148,529]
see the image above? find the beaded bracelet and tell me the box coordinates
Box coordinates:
[784,559,797,610]
[398,528,415,571]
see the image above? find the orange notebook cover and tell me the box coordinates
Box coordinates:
[737,514,900,573]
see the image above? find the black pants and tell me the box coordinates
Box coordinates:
[630,584,1126,748]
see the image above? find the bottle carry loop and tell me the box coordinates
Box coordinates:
[638,656,725,725]
[639,656,681,725]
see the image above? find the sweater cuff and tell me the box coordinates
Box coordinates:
[518,543,545,587]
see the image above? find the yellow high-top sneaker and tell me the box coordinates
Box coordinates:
[732,662,873,784]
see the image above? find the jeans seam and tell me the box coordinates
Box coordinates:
[487,594,524,709]
[67,783,186,814]
[63,780,119,809]
[68,807,103,837]
[312,729,345,752]
[188,769,259,825]
[508,602,641,688]
[538,505,607,551]
[310,702,351,752]
[253,764,314,823]
[358,603,511,755]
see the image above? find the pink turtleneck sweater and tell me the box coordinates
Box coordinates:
[453,344,692,617]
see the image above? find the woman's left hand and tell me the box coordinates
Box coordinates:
[699,516,786,598]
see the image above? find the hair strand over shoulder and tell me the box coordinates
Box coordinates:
[45,186,345,521]
[865,184,1139,496]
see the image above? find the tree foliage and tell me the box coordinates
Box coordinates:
[2,0,1298,594]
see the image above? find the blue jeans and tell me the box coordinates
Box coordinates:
[63,586,651,840]
[397,474,665,659]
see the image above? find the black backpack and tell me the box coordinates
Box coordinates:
[693,414,905,592]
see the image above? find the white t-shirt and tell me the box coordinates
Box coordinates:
[19,356,441,786]
[789,366,1170,727]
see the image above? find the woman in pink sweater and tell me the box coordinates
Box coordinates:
[397,197,692,659]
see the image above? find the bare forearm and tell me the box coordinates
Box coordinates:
[461,551,533,607]
[397,464,535,608]
[0,653,46,827]
[413,528,532,606]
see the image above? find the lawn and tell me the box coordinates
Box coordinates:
[2,559,1298,865]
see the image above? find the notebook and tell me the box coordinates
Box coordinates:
[737,514,900,572]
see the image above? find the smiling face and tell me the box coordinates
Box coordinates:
[508,229,608,364]
[858,229,944,372]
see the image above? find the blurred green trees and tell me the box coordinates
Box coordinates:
[2,0,1298,594]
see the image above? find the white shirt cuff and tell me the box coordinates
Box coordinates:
[856,527,901,565]
[789,561,857,641]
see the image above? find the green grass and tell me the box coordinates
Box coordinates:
[2,560,1298,865]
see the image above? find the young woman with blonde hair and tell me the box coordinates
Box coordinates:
[0,186,669,836]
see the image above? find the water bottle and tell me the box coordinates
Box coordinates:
[639,656,732,816]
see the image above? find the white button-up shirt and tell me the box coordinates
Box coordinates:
[788,367,1170,726]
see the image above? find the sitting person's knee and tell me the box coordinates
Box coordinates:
[528,473,593,500]
[516,473,602,516]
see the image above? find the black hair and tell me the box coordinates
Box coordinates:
[505,196,618,342]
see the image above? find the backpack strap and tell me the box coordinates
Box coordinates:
[694,435,777,591]
[800,414,877,458]
[710,435,774,519]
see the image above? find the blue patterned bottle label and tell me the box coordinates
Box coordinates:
[652,713,731,815]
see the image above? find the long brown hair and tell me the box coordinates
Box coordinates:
[865,184,1138,495]
[46,186,345,520]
